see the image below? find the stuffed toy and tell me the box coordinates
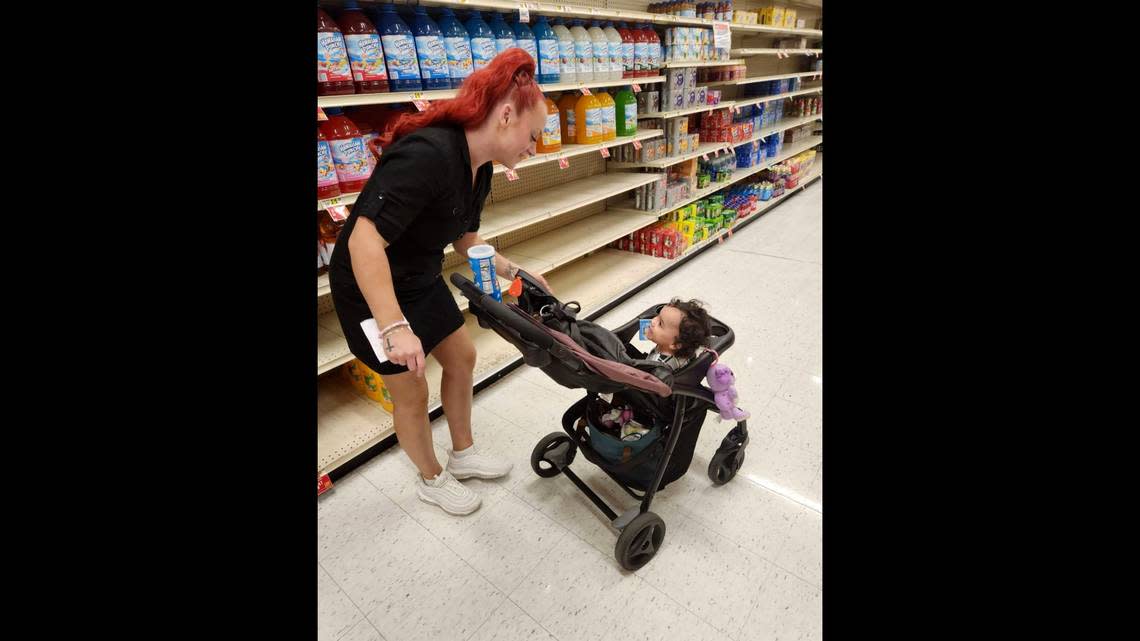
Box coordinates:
[706,355,750,422]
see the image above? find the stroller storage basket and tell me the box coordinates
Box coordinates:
[584,394,663,465]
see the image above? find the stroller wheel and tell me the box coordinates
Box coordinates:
[708,448,746,485]
[531,432,576,478]
[615,512,666,571]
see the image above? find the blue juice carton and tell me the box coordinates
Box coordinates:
[466,244,501,301]
[639,318,652,340]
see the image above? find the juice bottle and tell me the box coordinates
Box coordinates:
[603,22,625,82]
[489,12,516,56]
[439,8,473,89]
[320,107,374,193]
[317,128,341,200]
[510,15,539,69]
[587,21,611,80]
[632,23,650,78]
[337,0,388,94]
[574,92,603,144]
[465,11,497,72]
[614,87,638,137]
[411,7,450,91]
[569,20,594,82]
[644,24,662,76]
[551,18,576,85]
[318,8,354,96]
[557,92,578,144]
[617,22,635,79]
[596,89,616,140]
[533,16,561,84]
[537,96,562,153]
[375,4,422,92]
[318,209,345,265]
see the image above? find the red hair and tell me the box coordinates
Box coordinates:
[379,48,546,146]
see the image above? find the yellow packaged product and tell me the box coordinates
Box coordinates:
[784,9,797,28]
[343,359,365,392]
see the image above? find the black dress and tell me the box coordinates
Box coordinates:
[328,125,493,375]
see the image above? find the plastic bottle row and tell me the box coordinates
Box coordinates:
[319,2,665,96]
[648,1,733,22]
[318,88,643,200]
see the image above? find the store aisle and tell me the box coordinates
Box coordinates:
[318,178,823,641]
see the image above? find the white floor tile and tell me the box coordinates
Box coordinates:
[318,564,365,641]
[773,510,823,590]
[738,566,822,641]
[755,397,822,458]
[339,619,385,641]
[677,473,805,563]
[466,598,559,641]
[318,472,405,564]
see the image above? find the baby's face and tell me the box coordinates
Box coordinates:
[646,305,684,352]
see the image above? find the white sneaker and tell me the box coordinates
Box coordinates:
[445,447,514,480]
[416,471,481,515]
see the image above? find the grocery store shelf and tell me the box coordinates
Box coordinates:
[704,70,822,88]
[607,135,823,218]
[661,59,743,68]
[731,85,822,109]
[416,0,717,28]
[318,311,353,375]
[638,101,737,120]
[317,76,665,109]
[543,249,671,317]
[318,273,330,298]
[443,254,550,313]
[444,171,662,261]
[728,23,823,38]
[505,209,662,274]
[318,192,360,211]
[608,113,821,169]
[731,48,822,56]
[492,129,662,174]
[318,375,394,475]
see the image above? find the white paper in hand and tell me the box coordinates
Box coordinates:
[360,319,390,365]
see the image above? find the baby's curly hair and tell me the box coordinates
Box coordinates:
[669,298,712,360]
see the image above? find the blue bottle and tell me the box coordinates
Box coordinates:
[438,8,473,89]
[411,7,450,91]
[489,12,516,56]
[374,4,421,92]
[532,15,560,84]
[465,11,497,71]
[510,14,539,69]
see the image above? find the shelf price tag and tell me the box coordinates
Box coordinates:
[519,6,530,23]
[327,205,349,222]
[318,473,334,496]
[505,168,520,181]
[317,106,328,121]
[580,86,592,96]
[558,157,570,169]
[632,139,642,150]
[717,234,724,244]
[632,83,641,93]
[712,21,731,50]
[702,153,709,160]
[727,228,734,238]
[599,147,610,158]
[413,100,431,112]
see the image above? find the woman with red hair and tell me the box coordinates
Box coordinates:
[329,48,553,515]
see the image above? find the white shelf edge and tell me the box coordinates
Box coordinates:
[662,59,744,68]
[728,23,824,37]
[705,71,823,88]
[608,113,821,170]
[318,192,361,211]
[638,102,737,120]
[317,76,666,109]
[730,49,823,56]
[416,0,717,28]
[608,135,823,218]
[731,86,823,109]
[492,129,663,174]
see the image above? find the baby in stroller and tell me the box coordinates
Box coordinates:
[450,270,750,570]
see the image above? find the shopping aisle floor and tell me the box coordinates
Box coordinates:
[319,179,823,641]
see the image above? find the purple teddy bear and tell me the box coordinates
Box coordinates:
[706,358,750,422]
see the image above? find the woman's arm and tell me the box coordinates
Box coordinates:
[348,217,426,376]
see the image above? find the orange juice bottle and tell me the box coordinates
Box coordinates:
[574,92,603,144]
[596,89,617,140]
[557,92,578,144]
[537,96,562,153]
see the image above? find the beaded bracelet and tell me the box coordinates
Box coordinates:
[379,319,410,338]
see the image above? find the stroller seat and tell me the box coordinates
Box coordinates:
[450,271,751,571]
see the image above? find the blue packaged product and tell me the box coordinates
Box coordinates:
[465,12,497,71]
[375,4,422,91]
[439,8,474,89]
[466,245,502,301]
[532,15,561,83]
[489,12,517,55]
[411,7,450,90]
[511,15,539,68]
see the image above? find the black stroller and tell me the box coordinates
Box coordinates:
[451,272,750,570]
